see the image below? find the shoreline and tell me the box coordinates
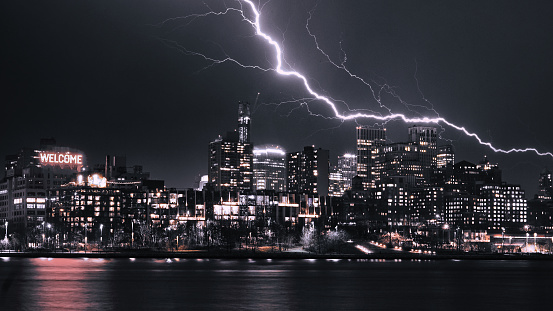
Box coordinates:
[2,250,553,261]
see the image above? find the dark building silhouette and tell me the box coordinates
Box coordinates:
[538,168,552,201]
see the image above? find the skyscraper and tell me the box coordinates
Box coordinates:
[437,145,455,169]
[382,142,422,186]
[208,102,254,193]
[329,153,357,197]
[238,101,251,144]
[287,146,329,196]
[356,126,386,190]
[253,146,286,192]
[408,126,437,182]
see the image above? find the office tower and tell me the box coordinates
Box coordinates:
[253,146,286,192]
[538,168,552,201]
[411,186,444,224]
[437,145,455,168]
[238,101,251,144]
[329,153,357,197]
[287,146,329,196]
[408,126,437,182]
[375,176,410,229]
[382,142,423,186]
[476,184,527,230]
[208,102,254,193]
[356,126,386,190]
[208,132,253,193]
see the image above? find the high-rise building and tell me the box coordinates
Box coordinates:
[437,145,455,169]
[287,146,329,196]
[208,132,253,193]
[208,102,254,194]
[382,142,423,186]
[538,168,552,201]
[329,153,357,197]
[356,126,386,190]
[408,126,437,182]
[253,146,286,192]
[375,177,411,228]
[238,101,251,144]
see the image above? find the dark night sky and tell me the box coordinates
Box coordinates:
[2,0,553,197]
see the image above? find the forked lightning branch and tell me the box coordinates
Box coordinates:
[168,0,553,159]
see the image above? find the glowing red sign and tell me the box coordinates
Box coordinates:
[39,152,83,166]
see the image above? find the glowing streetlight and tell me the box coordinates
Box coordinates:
[100,224,104,246]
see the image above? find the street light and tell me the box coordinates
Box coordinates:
[100,224,104,246]
[47,223,51,249]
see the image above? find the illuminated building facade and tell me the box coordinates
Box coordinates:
[411,186,445,224]
[382,142,423,186]
[0,139,85,235]
[287,146,329,196]
[408,126,437,181]
[329,153,357,197]
[208,132,253,193]
[477,184,527,230]
[208,102,254,194]
[439,158,527,231]
[356,126,386,190]
[238,101,251,144]
[47,170,184,247]
[437,145,455,169]
[444,193,482,229]
[253,146,286,192]
[375,177,410,228]
[48,184,135,247]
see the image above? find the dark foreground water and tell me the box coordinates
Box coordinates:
[1,257,552,310]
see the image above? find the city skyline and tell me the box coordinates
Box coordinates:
[3,0,553,197]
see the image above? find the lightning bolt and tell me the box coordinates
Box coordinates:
[162,0,553,159]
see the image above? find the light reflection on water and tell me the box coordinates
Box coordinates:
[1,258,552,310]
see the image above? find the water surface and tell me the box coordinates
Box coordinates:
[1,257,551,310]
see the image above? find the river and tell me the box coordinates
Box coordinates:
[1,257,551,310]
